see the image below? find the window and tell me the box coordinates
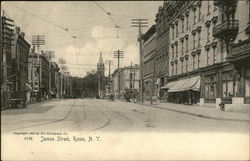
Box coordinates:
[186,59,188,72]
[176,62,178,75]
[193,35,196,49]
[181,41,184,55]
[207,26,210,42]
[198,54,200,68]
[213,47,216,64]
[176,23,178,37]
[186,39,189,53]
[193,56,195,70]
[186,15,189,30]
[198,32,201,47]
[207,1,211,15]
[172,64,174,75]
[193,8,196,25]
[175,42,178,58]
[221,41,226,61]
[207,49,210,65]
[198,6,201,21]
[172,27,174,40]
[172,46,174,59]
[222,71,234,98]
[181,19,184,33]
[205,74,217,99]
[245,69,250,97]
[181,61,184,74]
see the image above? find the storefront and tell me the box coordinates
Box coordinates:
[162,76,200,105]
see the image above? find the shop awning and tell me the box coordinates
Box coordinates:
[167,76,200,93]
[161,81,176,89]
[25,83,32,92]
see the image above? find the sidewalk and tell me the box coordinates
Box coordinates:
[139,101,250,122]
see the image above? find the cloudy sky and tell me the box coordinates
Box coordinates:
[2,1,162,77]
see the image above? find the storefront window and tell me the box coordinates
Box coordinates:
[205,74,216,99]
[246,70,250,97]
[246,78,250,97]
[222,71,234,98]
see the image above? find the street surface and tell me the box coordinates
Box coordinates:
[1,99,249,133]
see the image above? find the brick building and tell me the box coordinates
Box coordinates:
[11,27,31,104]
[142,25,156,101]
[162,0,250,108]
[155,2,170,101]
[1,16,14,108]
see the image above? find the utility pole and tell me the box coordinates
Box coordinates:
[131,18,148,103]
[32,35,45,101]
[105,60,113,95]
[113,50,124,99]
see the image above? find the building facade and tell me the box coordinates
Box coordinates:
[11,27,30,103]
[163,0,250,108]
[28,50,50,101]
[155,2,170,101]
[112,65,140,100]
[1,16,14,108]
[142,25,156,101]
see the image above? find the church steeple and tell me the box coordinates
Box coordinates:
[98,52,103,64]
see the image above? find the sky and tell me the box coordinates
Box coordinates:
[2,1,163,77]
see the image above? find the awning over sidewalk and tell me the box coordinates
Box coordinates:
[167,76,200,93]
[161,81,176,89]
[25,83,32,92]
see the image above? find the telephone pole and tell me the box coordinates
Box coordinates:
[32,35,45,101]
[131,18,148,103]
[105,60,113,95]
[113,50,124,99]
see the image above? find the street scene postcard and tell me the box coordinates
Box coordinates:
[1,0,250,160]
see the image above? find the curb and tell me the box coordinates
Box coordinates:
[138,103,249,123]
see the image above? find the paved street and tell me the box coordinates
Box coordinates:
[1,99,249,133]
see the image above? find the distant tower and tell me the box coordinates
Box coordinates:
[97,52,105,98]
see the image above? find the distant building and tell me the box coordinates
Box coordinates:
[50,62,60,98]
[112,65,140,100]
[28,49,50,101]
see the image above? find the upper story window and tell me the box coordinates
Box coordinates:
[171,24,175,40]
[171,44,174,59]
[181,16,184,33]
[193,7,197,25]
[185,11,189,31]
[198,5,201,21]
[175,41,178,58]
[205,20,211,42]
[175,21,179,37]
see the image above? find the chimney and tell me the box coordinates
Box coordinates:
[20,32,25,37]
[15,27,20,34]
